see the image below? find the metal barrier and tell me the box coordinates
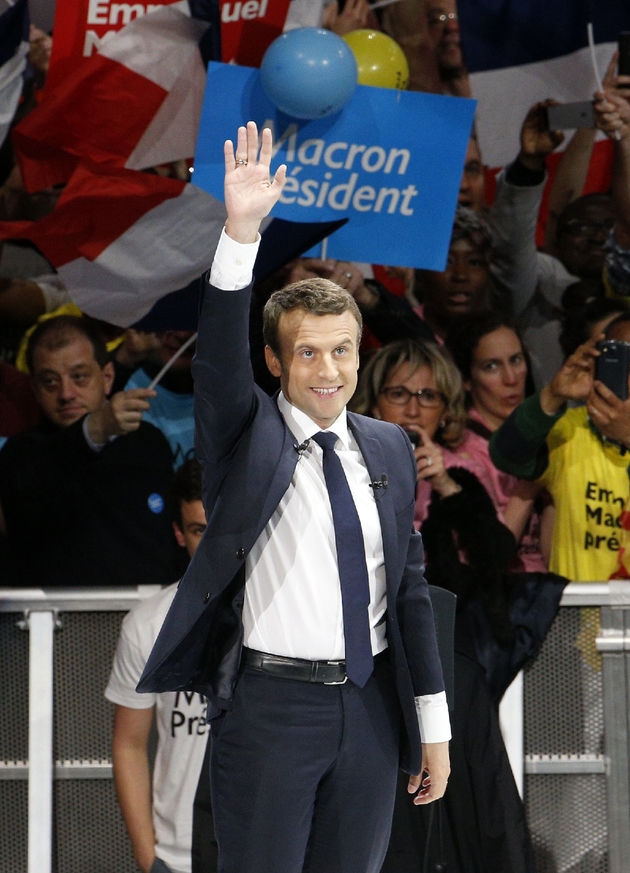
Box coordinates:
[0,586,161,873]
[1,582,629,873]
[523,582,630,873]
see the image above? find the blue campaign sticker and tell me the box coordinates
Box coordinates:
[193,62,476,270]
[147,493,165,514]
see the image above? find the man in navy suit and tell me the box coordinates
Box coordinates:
[139,122,450,873]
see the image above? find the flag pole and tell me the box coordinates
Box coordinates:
[148,332,198,390]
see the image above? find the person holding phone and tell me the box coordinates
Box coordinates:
[490,312,630,582]
[489,319,630,873]
[489,52,630,390]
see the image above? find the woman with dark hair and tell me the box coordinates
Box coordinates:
[411,206,500,340]
[340,206,504,354]
[352,337,540,873]
[445,311,551,573]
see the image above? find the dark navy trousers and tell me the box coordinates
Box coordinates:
[209,656,402,873]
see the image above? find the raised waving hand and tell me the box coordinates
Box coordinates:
[224,121,287,244]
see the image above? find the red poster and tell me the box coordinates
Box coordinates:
[46,0,178,91]
[220,0,291,66]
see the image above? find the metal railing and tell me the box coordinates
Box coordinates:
[1,582,629,873]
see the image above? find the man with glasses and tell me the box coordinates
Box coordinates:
[426,0,470,96]
[379,0,470,96]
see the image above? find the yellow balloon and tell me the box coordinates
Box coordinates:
[342,29,409,90]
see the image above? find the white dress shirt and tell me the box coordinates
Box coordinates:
[243,397,388,661]
[209,229,450,743]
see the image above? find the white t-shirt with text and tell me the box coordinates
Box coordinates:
[105,584,208,873]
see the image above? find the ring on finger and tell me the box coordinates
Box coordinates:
[235,159,248,166]
[426,456,433,467]
[343,271,352,279]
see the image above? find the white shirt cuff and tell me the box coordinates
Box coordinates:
[209,226,261,290]
[414,691,451,743]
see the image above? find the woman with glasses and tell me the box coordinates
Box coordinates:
[352,337,537,873]
[351,337,500,526]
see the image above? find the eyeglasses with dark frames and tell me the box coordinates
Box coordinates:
[380,386,446,408]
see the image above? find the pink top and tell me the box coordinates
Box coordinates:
[414,409,548,573]
[414,446,495,528]
[452,409,548,573]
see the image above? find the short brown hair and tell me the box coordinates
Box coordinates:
[350,338,466,448]
[263,277,362,358]
[26,315,110,374]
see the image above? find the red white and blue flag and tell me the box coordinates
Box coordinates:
[0,158,342,329]
[13,4,213,193]
[0,160,227,326]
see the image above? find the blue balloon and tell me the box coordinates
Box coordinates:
[260,28,357,120]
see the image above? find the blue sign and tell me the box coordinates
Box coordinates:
[193,62,476,270]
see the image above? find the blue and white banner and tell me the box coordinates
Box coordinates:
[193,62,476,270]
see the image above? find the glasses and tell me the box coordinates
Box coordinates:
[380,386,446,407]
[428,11,459,26]
[561,218,614,238]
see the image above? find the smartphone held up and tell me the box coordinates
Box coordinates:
[595,340,630,400]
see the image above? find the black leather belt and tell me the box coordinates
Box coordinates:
[242,648,348,685]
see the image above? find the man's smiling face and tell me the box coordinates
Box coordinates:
[264,308,360,429]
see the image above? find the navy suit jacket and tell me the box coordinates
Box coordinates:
[138,276,445,774]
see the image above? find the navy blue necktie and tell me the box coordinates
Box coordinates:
[312,431,373,688]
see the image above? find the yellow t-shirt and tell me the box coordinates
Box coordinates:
[539,407,629,582]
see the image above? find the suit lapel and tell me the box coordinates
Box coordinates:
[257,423,300,535]
[348,413,399,586]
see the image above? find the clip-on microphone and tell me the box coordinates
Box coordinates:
[369,474,388,490]
[294,439,311,456]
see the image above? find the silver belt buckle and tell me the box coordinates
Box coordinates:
[323,660,348,685]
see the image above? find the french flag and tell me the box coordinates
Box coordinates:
[12,4,211,193]
[0,157,346,330]
[0,160,227,326]
[0,0,29,149]
[461,1,630,169]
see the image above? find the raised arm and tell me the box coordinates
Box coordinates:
[593,83,630,248]
[544,54,624,255]
[193,123,286,471]
[489,101,563,315]
[490,339,598,479]
[542,128,596,256]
